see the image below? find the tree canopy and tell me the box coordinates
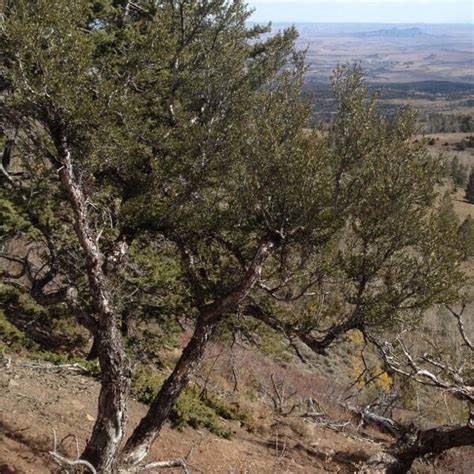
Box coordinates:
[0,1,468,472]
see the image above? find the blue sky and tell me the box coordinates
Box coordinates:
[247,1,474,24]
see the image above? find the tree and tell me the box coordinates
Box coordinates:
[243,68,469,472]
[438,191,459,230]
[0,1,467,472]
[458,215,474,258]
[247,67,462,355]
[366,304,474,473]
[465,169,474,204]
[449,155,467,190]
[1,1,342,470]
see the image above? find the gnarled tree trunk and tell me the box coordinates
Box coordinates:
[120,316,219,466]
[386,423,474,474]
[51,126,132,472]
[120,238,277,468]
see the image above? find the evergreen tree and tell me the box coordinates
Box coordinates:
[465,169,474,203]
[0,1,466,470]
[458,215,474,258]
[438,192,459,231]
[449,156,467,190]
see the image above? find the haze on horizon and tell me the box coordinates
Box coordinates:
[248,0,474,24]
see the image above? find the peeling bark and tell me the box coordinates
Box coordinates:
[50,125,131,472]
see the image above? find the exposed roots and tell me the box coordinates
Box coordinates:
[128,434,202,473]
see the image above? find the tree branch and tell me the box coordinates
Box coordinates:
[446,304,474,351]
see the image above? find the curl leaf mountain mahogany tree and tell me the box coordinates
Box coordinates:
[246,67,463,355]
[0,1,464,472]
[1,1,338,469]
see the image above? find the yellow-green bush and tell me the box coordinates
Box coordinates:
[0,309,39,352]
[132,365,253,438]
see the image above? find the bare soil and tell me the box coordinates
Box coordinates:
[0,355,384,473]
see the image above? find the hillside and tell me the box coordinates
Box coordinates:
[1,352,472,474]
[1,3,473,472]
[353,27,427,38]
[1,136,473,472]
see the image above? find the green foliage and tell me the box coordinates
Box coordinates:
[132,365,254,438]
[0,283,44,321]
[464,170,474,204]
[0,198,36,237]
[0,309,39,352]
[449,156,467,190]
[131,366,164,405]
[438,192,459,231]
[0,291,96,372]
[218,315,291,362]
[0,283,88,359]
[458,216,474,258]
[0,308,98,372]
[0,2,468,449]
[202,395,255,432]
[170,387,234,439]
[132,366,233,436]
[258,66,465,338]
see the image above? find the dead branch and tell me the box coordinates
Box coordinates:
[130,459,190,473]
[49,429,97,474]
[269,373,299,416]
[20,360,92,374]
[1,347,12,371]
[301,397,327,420]
[130,434,202,473]
[367,331,474,404]
[343,403,404,438]
[446,304,474,351]
[361,408,404,438]
[60,434,80,460]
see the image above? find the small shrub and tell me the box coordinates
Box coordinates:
[465,170,474,203]
[203,396,255,432]
[132,366,164,404]
[449,156,467,189]
[132,366,236,438]
[458,216,474,258]
[0,309,39,352]
[171,388,234,439]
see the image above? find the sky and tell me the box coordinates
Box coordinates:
[247,0,474,24]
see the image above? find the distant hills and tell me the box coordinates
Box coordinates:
[260,22,473,86]
[353,27,427,38]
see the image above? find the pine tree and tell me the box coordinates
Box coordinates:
[464,169,474,203]
[449,156,467,190]
[438,192,459,230]
[458,215,474,258]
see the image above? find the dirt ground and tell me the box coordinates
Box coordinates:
[0,355,386,474]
